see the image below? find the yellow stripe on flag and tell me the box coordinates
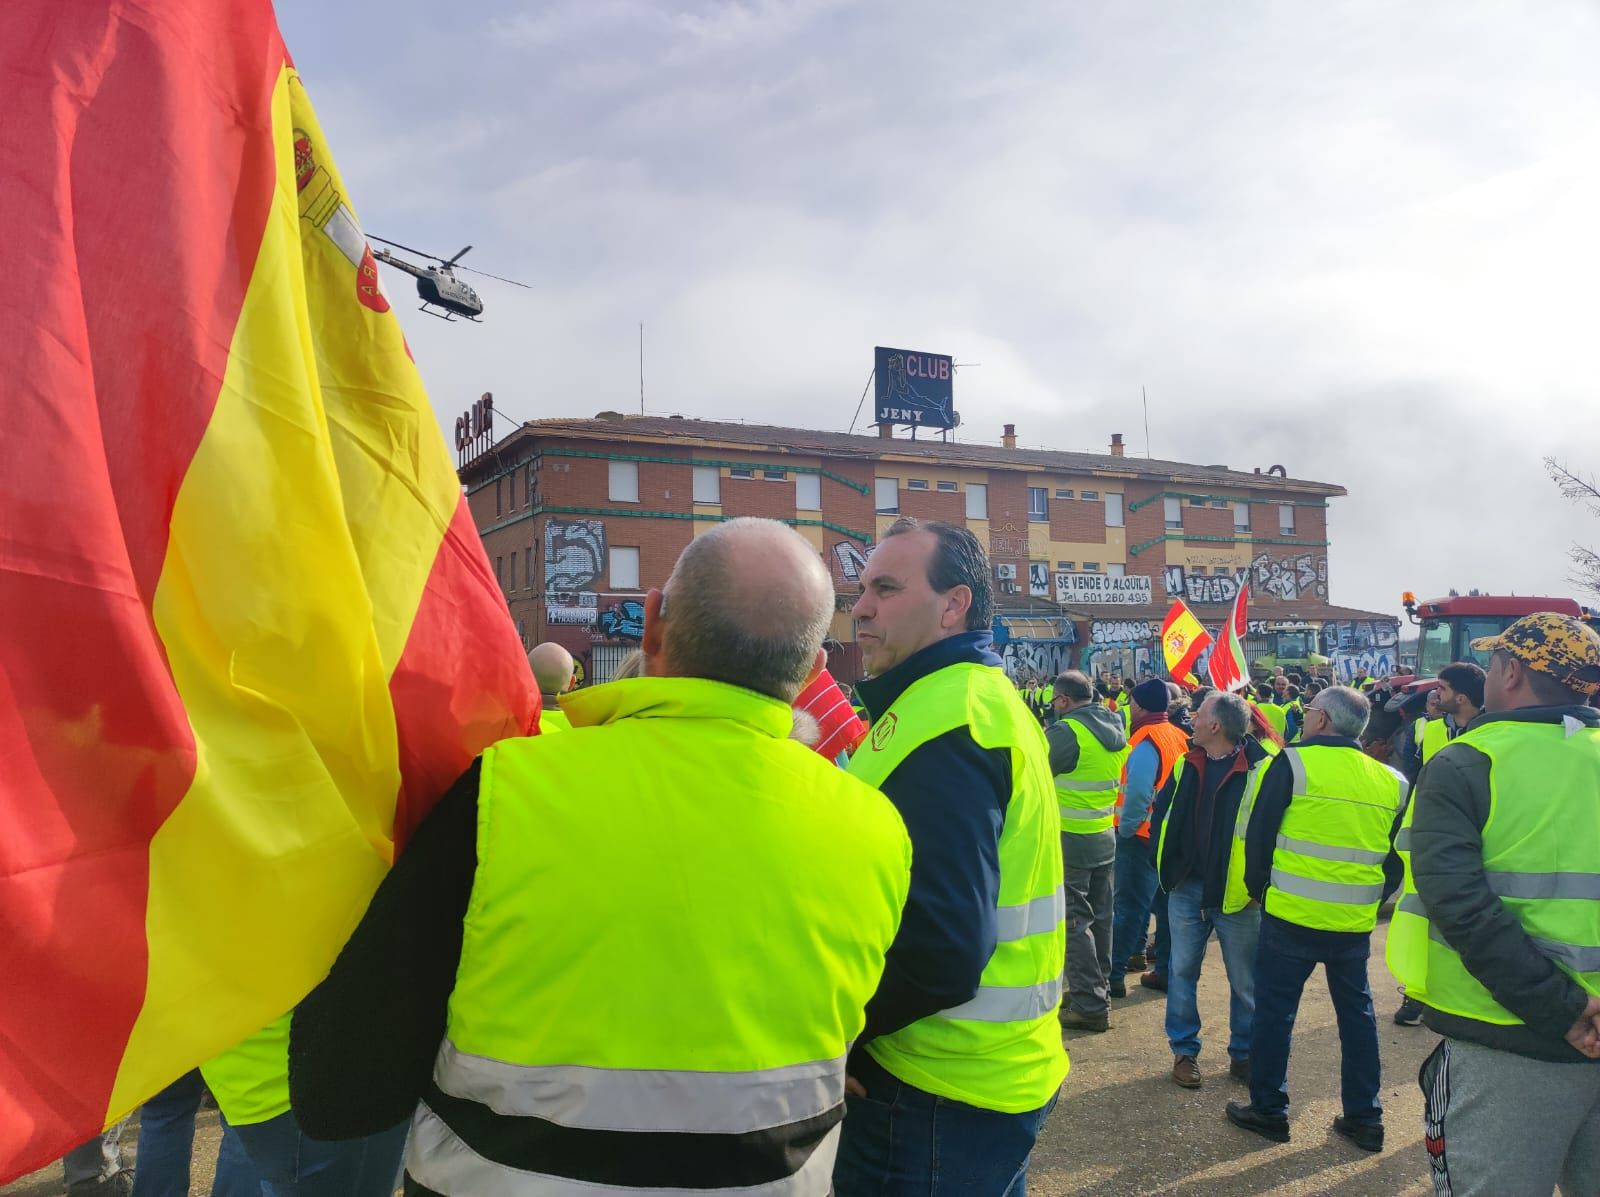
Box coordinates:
[108,66,431,1119]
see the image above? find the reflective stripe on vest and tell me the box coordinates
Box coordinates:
[1388,719,1600,1024]
[1263,746,1406,933]
[414,677,911,1193]
[1054,716,1130,835]
[411,1104,841,1197]
[848,661,1069,1114]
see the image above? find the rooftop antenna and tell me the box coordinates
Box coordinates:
[1142,385,1152,458]
[847,367,876,435]
[639,322,645,415]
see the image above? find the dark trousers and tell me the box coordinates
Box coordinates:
[1062,833,1115,1016]
[1248,913,1382,1125]
[1150,886,1170,975]
[1111,835,1158,972]
[834,1052,1057,1197]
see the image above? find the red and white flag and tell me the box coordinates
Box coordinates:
[1208,585,1252,692]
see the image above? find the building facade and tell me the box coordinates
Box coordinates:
[460,413,1398,685]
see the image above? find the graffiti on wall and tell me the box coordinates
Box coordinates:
[1322,620,1399,653]
[598,599,645,642]
[1091,619,1157,646]
[545,519,606,591]
[831,539,871,586]
[1001,640,1075,683]
[1165,566,1245,605]
[1249,551,1328,601]
[1028,563,1051,597]
[1334,649,1396,683]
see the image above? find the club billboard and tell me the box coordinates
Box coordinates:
[874,346,957,430]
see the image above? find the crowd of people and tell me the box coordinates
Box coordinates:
[54,517,1600,1197]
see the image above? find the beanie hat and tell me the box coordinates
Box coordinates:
[1130,678,1169,713]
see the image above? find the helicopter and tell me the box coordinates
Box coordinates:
[367,236,529,322]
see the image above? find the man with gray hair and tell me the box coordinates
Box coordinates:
[1227,686,1409,1151]
[290,518,913,1196]
[1156,691,1271,1089]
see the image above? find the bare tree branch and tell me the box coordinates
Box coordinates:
[1545,457,1600,516]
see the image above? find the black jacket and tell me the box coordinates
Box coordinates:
[1158,736,1269,908]
[1244,736,1407,923]
[1409,704,1600,1063]
[853,632,1012,1043]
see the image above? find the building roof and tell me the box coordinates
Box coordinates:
[484,413,1345,498]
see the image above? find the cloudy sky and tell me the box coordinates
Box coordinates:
[278,0,1600,616]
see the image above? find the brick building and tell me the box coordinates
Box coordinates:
[460,413,1398,685]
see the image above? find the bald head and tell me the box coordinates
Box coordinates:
[528,642,576,697]
[652,518,833,701]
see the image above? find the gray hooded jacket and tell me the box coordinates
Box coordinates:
[1046,702,1129,868]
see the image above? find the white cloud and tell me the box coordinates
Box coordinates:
[279,0,1600,614]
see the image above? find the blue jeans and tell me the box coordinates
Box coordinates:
[230,1111,407,1197]
[1164,881,1260,1060]
[834,1052,1057,1196]
[1111,835,1159,972]
[1248,913,1382,1125]
[133,1070,261,1197]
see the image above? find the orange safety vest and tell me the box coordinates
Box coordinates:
[1117,721,1189,840]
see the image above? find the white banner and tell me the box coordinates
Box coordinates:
[1054,572,1152,606]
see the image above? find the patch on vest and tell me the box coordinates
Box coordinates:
[871,712,898,751]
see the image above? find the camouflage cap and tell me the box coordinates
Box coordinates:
[1471,612,1600,696]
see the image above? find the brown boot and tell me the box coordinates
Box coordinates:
[1172,1054,1202,1089]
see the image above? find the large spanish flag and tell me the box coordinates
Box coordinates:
[0,1,539,1179]
[1160,599,1212,689]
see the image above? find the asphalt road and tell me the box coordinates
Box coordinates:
[6,921,1435,1197]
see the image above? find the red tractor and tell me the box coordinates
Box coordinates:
[1401,592,1596,679]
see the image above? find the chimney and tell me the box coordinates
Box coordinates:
[1001,423,1017,449]
[1110,432,1124,457]
[877,423,894,439]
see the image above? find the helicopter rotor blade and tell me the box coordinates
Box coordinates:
[454,263,532,288]
[445,245,473,266]
[367,234,446,263]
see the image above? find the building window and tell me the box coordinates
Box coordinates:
[1233,502,1250,532]
[495,555,503,587]
[508,552,518,590]
[608,461,639,503]
[1189,496,1208,507]
[693,466,721,504]
[525,547,533,589]
[495,478,503,517]
[908,479,929,491]
[796,473,821,510]
[508,470,518,509]
[937,480,958,492]
[1055,488,1074,499]
[1164,496,1182,529]
[1107,562,1125,578]
[966,483,987,520]
[1105,492,1124,528]
[1027,487,1048,522]
[875,478,899,514]
[729,467,755,480]
[1057,560,1075,570]
[1192,566,1208,575]
[1083,561,1101,572]
[1210,498,1226,509]
[763,470,788,481]
[1081,490,1099,501]
[1279,504,1296,534]
[526,463,535,507]
[610,546,640,591]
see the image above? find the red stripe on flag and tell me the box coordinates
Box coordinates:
[0,0,282,1177]
[388,499,540,850]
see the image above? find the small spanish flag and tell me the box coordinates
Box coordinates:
[1161,599,1213,689]
[0,1,538,1178]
